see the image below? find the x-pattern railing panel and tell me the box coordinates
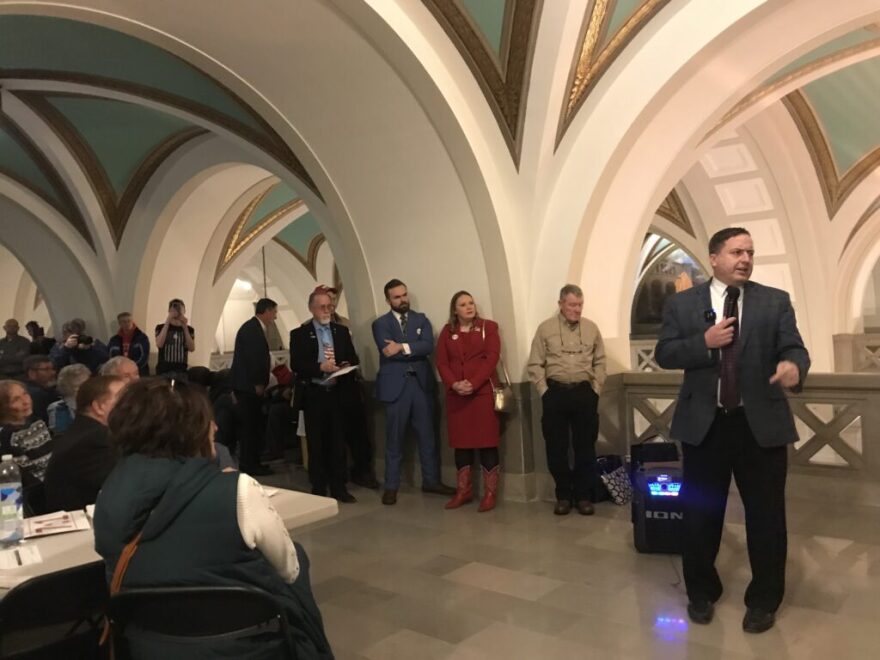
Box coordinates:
[788,399,864,470]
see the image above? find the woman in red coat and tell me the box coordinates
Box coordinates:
[435,291,501,511]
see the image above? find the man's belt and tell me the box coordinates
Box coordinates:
[547,379,590,390]
[716,406,744,417]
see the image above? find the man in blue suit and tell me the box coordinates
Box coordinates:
[372,279,454,505]
[655,228,810,634]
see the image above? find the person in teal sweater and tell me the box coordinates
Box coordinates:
[94,378,333,659]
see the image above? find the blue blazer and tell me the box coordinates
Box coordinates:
[655,280,810,448]
[372,310,435,403]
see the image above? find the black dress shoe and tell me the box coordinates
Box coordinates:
[243,464,272,477]
[742,608,775,633]
[687,600,715,625]
[422,482,456,496]
[351,475,380,489]
[333,491,357,504]
[575,500,595,515]
[382,489,398,505]
[553,500,572,515]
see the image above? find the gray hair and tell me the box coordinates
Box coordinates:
[56,363,92,399]
[100,356,137,376]
[559,284,584,300]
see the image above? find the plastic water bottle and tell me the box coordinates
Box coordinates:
[0,455,24,546]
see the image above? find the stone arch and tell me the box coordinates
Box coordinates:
[537,0,880,367]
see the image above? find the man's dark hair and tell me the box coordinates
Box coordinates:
[384,279,406,299]
[108,378,213,459]
[308,291,330,307]
[255,298,278,315]
[23,355,51,373]
[76,375,122,415]
[168,298,185,310]
[708,228,751,255]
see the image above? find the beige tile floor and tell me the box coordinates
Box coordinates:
[267,467,880,659]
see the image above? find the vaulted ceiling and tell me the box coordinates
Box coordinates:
[0,14,318,250]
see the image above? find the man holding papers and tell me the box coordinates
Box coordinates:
[290,291,359,503]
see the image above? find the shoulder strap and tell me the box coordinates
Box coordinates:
[100,530,144,651]
[110,531,144,595]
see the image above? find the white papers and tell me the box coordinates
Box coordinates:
[321,364,358,383]
[0,543,42,569]
[22,511,91,539]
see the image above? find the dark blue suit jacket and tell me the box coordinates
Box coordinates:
[372,310,435,403]
[230,317,270,393]
[655,280,810,448]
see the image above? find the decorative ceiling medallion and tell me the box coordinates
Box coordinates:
[656,189,695,237]
[216,186,304,283]
[421,0,542,165]
[840,196,880,260]
[2,70,319,198]
[783,91,880,218]
[711,37,880,138]
[18,92,207,248]
[559,0,670,147]
[0,112,93,248]
[273,234,326,280]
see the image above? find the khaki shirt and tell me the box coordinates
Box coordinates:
[527,313,606,396]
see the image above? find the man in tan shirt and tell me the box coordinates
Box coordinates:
[528,284,606,515]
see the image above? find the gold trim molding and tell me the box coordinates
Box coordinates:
[711,37,880,138]
[273,234,325,280]
[421,0,542,165]
[841,196,880,259]
[18,91,206,247]
[656,189,695,238]
[216,187,305,283]
[559,0,671,146]
[2,69,320,198]
[783,91,880,218]
[0,112,93,248]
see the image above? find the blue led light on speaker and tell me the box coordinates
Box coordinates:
[647,474,681,497]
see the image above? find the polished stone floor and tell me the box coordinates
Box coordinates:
[265,466,880,659]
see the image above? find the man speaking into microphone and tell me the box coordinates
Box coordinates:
[655,228,810,634]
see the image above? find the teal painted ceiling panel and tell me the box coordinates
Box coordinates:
[802,56,880,173]
[45,95,196,196]
[246,182,300,232]
[0,124,63,207]
[275,212,320,256]
[461,0,507,55]
[600,0,643,50]
[768,28,880,84]
[0,15,264,134]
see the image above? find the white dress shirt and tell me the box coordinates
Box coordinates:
[710,277,744,407]
[391,310,412,355]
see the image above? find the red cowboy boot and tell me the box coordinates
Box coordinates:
[478,466,500,512]
[445,466,473,509]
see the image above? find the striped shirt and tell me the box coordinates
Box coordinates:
[155,324,195,374]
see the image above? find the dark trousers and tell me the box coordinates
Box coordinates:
[341,386,374,479]
[383,377,439,490]
[234,390,264,470]
[303,385,347,496]
[264,400,293,459]
[541,381,599,501]
[682,409,788,611]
